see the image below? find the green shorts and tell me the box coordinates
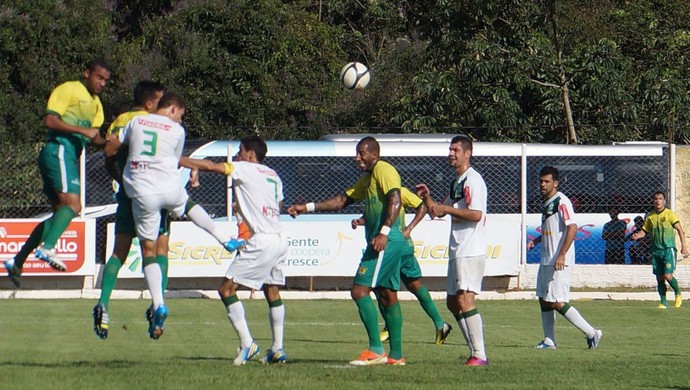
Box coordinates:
[38,142,80,201]
[114,190,171,237]
[353,240,404,290]
[651,248,676,275]
[400,244,422,282]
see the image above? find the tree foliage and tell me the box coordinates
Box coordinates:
[2,0,690,212]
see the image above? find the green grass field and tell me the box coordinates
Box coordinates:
[0,298,688,389]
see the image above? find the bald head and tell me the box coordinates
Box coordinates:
[357,136,380,154]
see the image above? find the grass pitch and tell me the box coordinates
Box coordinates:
[0,298,688,389]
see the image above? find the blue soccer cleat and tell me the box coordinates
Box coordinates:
[4,261,21,288]
[261,349,287,364]
[145,304,154,335]
[223,239,246,252]
[149,305,168,340]
[234,342,260,366]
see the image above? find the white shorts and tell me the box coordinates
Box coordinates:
[226,233,288,290]
[447,254,487,295]
[536,264,572,302]
[132,189,188,241]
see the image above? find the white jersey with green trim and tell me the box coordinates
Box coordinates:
[540,191,576,266]
[120,113,185,199]
[229,161,284,235]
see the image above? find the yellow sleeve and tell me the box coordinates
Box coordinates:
[92,96,105,128]
[45,82,72,118]
[669,211,681,226]
[345,175,369,201]
[643,216,653,233]
[223,162,234,176]
[401,187,422,209]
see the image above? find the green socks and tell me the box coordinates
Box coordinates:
[382,302,404,359]
[98,256,124,309]
[42,206,76,249]
[13,221,47,269]
[156,255,169,290]
[354,295,384,354]
[669,277,680,295]
[413,285,444,330]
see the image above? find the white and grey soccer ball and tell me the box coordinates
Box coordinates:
[339,62,370,90]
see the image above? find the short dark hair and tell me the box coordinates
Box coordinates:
[240,135,268,162]
[133,80,165,107]
[157,92,186,110]
[653,191,666,199]
[357,136,380,154]
[540,166,559,181]
[85,58,111,73]
[451,134,473,153]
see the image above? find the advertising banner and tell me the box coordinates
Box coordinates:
[107,215,521,278]
[0,219,95,275]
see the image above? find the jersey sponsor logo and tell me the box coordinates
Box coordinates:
[137,118,172,131]
[129,160,150,170]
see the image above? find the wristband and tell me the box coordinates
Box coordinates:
[305,202,316,213]
[379,225,391,236]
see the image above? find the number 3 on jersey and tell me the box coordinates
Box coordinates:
[141,130,158,156]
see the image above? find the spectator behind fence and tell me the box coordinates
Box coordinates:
[602,209,627,264]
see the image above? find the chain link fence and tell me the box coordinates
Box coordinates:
[2,140,670,265]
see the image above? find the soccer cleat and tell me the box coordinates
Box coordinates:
[535,339,557,349]
[348,350,388,366]
[675,293,683,309]
[386,356,406,366]
[658,303,668,309]
[234,342,261,366]
[149,305,168,340]
[435,322,453,345]
[223,239,246,252]
[261,349,287,364]
[93,303,109,340]
[465,356,490,366]
[587,329,603,349]
[4,261,21,288]
[35,245,67,271]
[379,328,389,342]
[145,304,154,336]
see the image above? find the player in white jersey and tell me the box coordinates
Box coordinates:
[528,166,602,350]
[415,135,489,366]
[104,93,241,339]
[183,135,289,366]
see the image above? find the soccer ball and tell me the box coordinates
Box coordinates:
[339,62,370,90]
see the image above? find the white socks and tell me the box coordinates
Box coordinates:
[225,300,253,348]
[186,205,231,244]
[269,304,285,351]
[143,263,164,309]
[541,309,557,344]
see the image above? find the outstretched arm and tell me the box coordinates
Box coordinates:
[287,194,354,218]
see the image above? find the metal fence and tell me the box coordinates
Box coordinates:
[4,140,671,265]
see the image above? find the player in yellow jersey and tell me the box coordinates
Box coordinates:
[92,81,166,339]
[5,59,111,286]
[632,191,688,309]
[352,187,452,345]
[289,137,407,366]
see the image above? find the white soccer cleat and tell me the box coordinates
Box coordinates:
[587,329,603,349]
[35,245,66,271]
[233,342,260,366]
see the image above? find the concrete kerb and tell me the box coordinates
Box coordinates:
[0,289,669,301]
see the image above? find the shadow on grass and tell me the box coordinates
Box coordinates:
[0,360,136,369]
